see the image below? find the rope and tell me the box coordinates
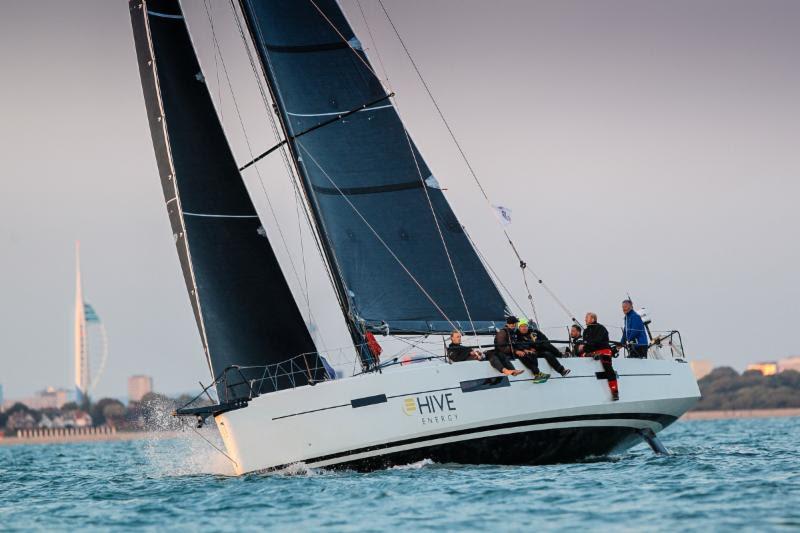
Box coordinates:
[202,0,224,123]
[235,0,372,359]
[355,0,392,89]
[295,139,458,331]
[217,0,345,357]
[463,229,527,317]
[394,101,479,340]
[189,425,239,469]
[376,0,582,326]
[307,0,384,84]
[305,0,477,339]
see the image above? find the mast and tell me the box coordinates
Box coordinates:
[235,0,373,367]
[234,0,508,344]
[73,241,89,402]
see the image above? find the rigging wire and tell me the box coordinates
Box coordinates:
[236,0,367,351]
[295,139,458,331]
[463,229,527,317]
[200,0,331,340]
[354,0,392,89]
[395,100,480,340]
[302,0,477,337]
[202,0,224,124]
[307,0,384,84]
[375,0,579,326]
[189,424,239,469]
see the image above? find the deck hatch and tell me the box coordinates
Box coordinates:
[459,376,510,393]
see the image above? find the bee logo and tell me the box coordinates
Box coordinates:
[402,397,417,416]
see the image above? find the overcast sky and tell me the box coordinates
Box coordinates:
[0,0,797,400]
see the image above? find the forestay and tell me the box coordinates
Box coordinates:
[239,0,509,335]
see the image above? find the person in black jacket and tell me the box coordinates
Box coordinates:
[513,320,570,378]
[447,330,484,362]
[491,317,524,376]
[565,324,583,357]
[583,312,619,401]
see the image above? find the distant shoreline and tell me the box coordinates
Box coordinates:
[3,410,798,445]
[682,408,800,421]
[0,431,182,446]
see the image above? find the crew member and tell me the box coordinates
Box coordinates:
[447,330,484,362]
[584,312,619,401]
[565,324,583,357]
[492,316,524,376]
[621,299,649,358]
[513,319,571,378]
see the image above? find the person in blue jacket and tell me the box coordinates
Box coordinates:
[621,299,649,358]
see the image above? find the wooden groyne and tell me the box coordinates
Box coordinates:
[0,428,181,446]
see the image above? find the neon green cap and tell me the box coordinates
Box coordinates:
[518,318,529,327]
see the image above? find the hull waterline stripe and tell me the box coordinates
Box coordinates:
[263,412,678,471]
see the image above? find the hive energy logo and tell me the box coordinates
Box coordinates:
[402,392,458,425]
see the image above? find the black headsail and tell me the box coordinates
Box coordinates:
[238,0,509,338]
[129,0,324,399]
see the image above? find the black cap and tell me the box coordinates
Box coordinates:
[506,316,519,325]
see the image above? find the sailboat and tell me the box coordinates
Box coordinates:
[129,0,700,474]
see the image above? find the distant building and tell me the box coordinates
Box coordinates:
[778,356,800,373]
[746,362,778,376]
[9,387,73,410]
[128,375,153,403]
[689,360,713,380]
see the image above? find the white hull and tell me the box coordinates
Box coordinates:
[215,358,699,475]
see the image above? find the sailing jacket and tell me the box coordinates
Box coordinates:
[583,323,612,354]
[621,310,648,347]
[447,343,478,362]
[514,329,558,354]
[566,336,584,357]
[494,327,516,355]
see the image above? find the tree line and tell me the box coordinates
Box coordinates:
[693,368,800,410]
[0,392,208,436]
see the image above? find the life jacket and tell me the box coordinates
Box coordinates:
[365,331,382,361]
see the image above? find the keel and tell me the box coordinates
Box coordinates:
[637,427,670,455]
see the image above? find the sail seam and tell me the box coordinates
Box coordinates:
[296,139,456,330]
[312,180,421,196]
[306,0,382,81]
[263,41,349,54]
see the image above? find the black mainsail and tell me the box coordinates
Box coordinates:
[238,0,509,336]
[129,0,324,398]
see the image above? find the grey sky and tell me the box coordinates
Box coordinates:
[0,0,797,399]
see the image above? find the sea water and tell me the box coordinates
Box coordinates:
[1,417,798,531]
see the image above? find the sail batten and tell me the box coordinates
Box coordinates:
[238,0,509,335]
[130,0,325,397]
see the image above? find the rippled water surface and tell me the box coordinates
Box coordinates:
[1,417,799,531]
